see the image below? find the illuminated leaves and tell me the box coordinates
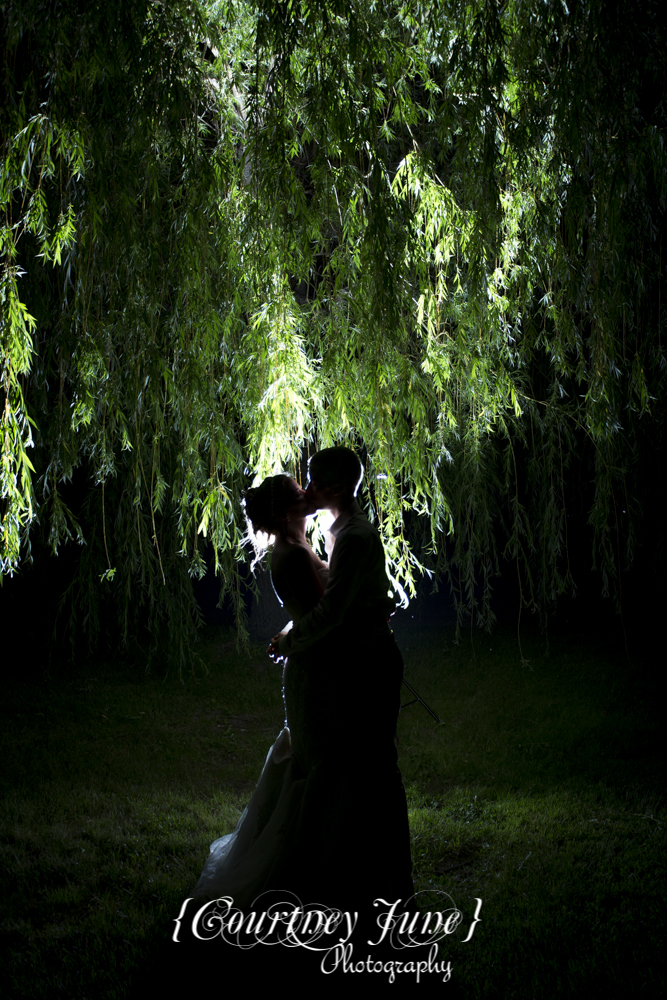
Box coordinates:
[0,0,664,656]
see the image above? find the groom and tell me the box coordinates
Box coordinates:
[271,446,414,907]
[272,445,397,661]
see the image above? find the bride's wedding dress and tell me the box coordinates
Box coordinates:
[190,554,329,908]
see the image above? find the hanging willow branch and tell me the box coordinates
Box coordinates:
[1,0,665,663]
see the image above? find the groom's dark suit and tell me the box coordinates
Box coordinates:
[277,499,414,908]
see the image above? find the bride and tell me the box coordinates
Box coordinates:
[189,473,329,907]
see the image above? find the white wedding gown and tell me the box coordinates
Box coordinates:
[190,563,329,908]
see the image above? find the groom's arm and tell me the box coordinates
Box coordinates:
[277,530,369,658]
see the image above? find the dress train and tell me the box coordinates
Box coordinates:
[191,726,305,909]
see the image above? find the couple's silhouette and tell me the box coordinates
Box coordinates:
[156,448,415,990]
[191,446,413,910]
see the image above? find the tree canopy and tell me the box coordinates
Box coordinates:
[2,0,665,663]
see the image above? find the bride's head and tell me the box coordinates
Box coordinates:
[243,474,313,551]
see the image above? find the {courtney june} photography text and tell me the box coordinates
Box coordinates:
[172,892,482,983]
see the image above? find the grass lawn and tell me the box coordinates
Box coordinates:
[1,618,664,996]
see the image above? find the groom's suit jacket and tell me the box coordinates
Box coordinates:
[275,508,413,907]
[277,499,396,658]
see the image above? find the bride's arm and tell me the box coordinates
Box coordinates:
[269,548,325,661]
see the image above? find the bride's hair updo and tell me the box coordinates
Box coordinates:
[243,474,293,538]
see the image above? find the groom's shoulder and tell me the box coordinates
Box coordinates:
[340,507,382,544]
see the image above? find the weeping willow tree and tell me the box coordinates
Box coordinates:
[1,0,665,663]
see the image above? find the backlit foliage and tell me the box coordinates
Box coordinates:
[1,0,665,660]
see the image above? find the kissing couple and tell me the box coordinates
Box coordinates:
[190,445,414,922]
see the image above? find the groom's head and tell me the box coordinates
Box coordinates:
[306,447,363,512]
